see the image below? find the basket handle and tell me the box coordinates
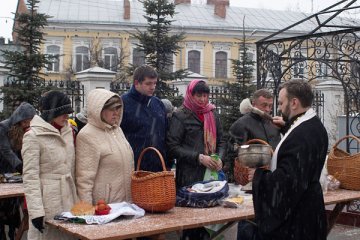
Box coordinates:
[136,147,167,172]
[245,139,270,146]
[333,135,360,149]
[244,138,274,154]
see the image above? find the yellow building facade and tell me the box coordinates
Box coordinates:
[15,0,311,85]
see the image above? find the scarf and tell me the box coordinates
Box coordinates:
[183,79,217,154]
[270,108,317,171]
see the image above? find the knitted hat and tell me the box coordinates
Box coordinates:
[40,90,74,122]
[103,96,121,109]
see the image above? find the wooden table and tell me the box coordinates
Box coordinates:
[0,183,27,240]
[46,189,360,240]
[0,183,24,199]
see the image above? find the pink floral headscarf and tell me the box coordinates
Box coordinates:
[183,79,217,155]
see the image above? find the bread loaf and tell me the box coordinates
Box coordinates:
[71,201,95,216]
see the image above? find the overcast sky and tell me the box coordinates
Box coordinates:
[0,0,353,42]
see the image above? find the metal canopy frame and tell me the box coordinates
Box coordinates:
[256,0,360,145]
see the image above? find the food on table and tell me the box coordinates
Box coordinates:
[95,199,111,215]
[71,201,95,216]
[226,197,244,204]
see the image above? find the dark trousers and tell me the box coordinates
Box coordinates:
[237,220,263,240]
[181,227,210,240]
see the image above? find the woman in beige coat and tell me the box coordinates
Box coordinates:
[76,89,134,205]
[22,91,77,240]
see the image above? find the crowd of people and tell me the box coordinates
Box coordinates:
[0,64,328,240]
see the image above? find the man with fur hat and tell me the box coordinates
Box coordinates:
[0,102,36,239]
[22,90,77,240]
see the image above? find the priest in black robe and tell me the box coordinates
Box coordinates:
[239,80,328,240]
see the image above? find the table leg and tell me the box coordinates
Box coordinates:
[327,202,348,236]
[15,200,29,240]
[210,221,237,240]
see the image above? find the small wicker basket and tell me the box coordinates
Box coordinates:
[327,135,360,190]
[131,147,176,212]
[234,139,272,185]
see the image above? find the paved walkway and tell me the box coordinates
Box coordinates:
[328,224,360,240]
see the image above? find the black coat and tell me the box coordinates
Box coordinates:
[252,116,328,240]
[167,107,226,188]
[229,112,281,149]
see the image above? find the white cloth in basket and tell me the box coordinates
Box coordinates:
[191,180,227,193]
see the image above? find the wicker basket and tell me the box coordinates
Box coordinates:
[234,139,271,185]
[131,147,176,212]
[327,135,360,190]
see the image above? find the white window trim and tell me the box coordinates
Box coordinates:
[72,38,91,72]
[101,38,121,71]
[212,42,231,78]
[185,41,205,75]
[44,38,64,73]
[292,49,307,79]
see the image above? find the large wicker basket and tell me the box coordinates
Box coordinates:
[327,135,360,190]
[234,139,272,185]
[131,147,176,212]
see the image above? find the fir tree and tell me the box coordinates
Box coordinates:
[129,0,187,99]
[0,0,54,117]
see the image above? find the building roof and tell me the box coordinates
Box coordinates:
[37,0,359,35]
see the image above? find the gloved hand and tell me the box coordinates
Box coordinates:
[15,163,23,174]
[32,216,44,233]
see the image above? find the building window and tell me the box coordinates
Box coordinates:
[294,61,305,79]
[46,45,60,72]
[215,51,227,78]
[188,50,200,74]
[75,46,90,72]
[317,62,329,79]
[293,50,306,79]
[104,47,118,71]
[133,48,145,67]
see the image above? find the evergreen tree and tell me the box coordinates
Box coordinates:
[231,40,255,87]
[0,0,54,117]
[129,0,187,99]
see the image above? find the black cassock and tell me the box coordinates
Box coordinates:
[252,116,328,240]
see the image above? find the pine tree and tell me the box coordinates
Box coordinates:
[231,41,255,87]
[129,0,187,99]
[0,0,54,117]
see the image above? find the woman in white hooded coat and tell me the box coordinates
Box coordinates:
[76,89,134,205]
[22,91,77,240]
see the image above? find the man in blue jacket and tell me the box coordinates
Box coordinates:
[121,65,168,172]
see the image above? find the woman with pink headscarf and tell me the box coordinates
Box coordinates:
[167,79,225,188]
[167,79,226,239]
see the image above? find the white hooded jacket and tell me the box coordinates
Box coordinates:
[76,89,134,205]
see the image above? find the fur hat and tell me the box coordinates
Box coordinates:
[40,90,74,122]
[103,96,121,109]
[161,99,174,114]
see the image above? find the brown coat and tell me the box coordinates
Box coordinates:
[76,89,134,205]
[22,115,77,240]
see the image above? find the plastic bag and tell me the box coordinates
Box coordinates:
[327,175,340,191]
